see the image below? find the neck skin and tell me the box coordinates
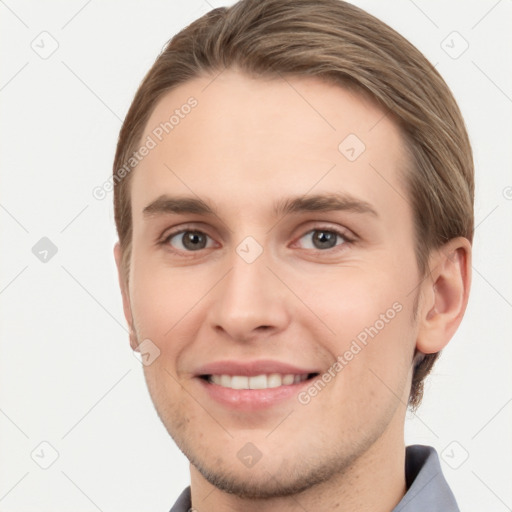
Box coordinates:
[189,409,407,512]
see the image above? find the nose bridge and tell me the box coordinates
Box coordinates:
[208,241,289,341]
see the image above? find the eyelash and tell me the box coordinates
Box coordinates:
[158,224,355,256]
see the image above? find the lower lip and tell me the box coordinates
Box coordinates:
[197,377,313,411]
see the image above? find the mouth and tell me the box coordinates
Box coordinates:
[199,372,319,389]
[193,361,322,410]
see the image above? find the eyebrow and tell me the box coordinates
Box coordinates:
[142,193,378,219]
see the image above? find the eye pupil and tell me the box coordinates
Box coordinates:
[313,230,337,249]
[183,231,206,250]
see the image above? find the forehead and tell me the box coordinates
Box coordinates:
[131,69,410,222]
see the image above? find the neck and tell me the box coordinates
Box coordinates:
[189,419,407,512]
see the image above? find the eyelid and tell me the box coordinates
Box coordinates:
[159,222,214,241]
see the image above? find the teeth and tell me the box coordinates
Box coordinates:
[249,374,267,389]
[267,373,282,388]
[210,375,222,385]
[208,373,309,389]
[283,374,295,385]
[231,376,249,390]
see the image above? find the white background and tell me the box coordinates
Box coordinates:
[0,0,511,510]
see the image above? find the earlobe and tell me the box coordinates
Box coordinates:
[113,242,139,351]
[416,237,472,355]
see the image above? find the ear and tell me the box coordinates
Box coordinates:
[113,242,139,351]
[416,237,472,354]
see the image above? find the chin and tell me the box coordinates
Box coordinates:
[191,457,332,499]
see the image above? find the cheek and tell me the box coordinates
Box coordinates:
[311,267,409,340]
[130,259,194,337]
[131,269,194,415]
[313,306,414,431]
[129,261,212,383]
[312,266,416,394]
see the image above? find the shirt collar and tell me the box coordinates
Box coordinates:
[392,445,459,511]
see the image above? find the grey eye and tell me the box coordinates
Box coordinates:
[299,230,345,250]
[167,231,212,251]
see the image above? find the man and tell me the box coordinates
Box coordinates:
[112,0,473,510]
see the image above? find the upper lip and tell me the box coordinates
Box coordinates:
[194,359,320,377]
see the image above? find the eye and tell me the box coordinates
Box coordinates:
[163,230,215,252]
[160,226,352,254]
[296,228,350,251]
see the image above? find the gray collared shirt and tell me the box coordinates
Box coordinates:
[169,444,459,511]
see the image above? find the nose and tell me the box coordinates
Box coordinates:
[206,247,290,343]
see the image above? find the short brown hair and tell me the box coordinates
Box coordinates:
[112,0,474,409]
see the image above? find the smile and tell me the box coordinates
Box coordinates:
[205,373,316,389]
[194,360,321,410]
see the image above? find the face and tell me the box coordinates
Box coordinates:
[117,69,423,497]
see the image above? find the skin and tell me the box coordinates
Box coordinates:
[114,68,471,511]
